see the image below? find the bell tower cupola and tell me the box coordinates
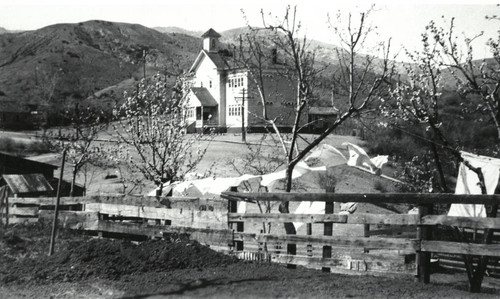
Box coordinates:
[202,28,221,52]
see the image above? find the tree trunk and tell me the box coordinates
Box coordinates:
[155,183,163,197]
[70,168,77,197]
[430,141,449,193]
[280,165,297,235]
[469,203,498,293]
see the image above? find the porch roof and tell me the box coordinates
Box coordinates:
[191,87,218,107]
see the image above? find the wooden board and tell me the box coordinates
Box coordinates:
[8,206,39,216]
[17,195,226,210]
[421,240,500,257]
[348,214,419,225]
[39,211,99,230]
[96,221,233,246]
[268,254,415,274]
[421,215,500,229]
[233,232,418,251]
[222,192,500,205]
[228,213,347,223]
[86,202,228,230]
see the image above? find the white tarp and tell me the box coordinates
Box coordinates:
[342,142,388,175]
[148,162,325,199]
[304,144,347,166]
[448,151,500,217]
[293,143,389,230]
[260,161,326,188]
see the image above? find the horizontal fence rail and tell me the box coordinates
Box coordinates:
[221,192,500,205]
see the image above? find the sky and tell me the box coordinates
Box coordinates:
[1,0,499,61]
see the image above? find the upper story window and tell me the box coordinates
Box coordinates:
[228,75,245,89]
[209,80,212,88]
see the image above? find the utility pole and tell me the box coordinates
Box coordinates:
[49,148,67,256]
[241,88,246,142]
[143,49,147,79]
[235,88,252,142]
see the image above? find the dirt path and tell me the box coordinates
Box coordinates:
[3,264,500,298]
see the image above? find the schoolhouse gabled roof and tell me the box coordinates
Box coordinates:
[188,50,239,73]
[201,28,221,38]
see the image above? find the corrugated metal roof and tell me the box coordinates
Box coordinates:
[191,87,219,107]
[1,173,53,195]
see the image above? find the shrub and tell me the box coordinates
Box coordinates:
[373,180,387,193]
[364,127,426,161]
[318,169,337,192]
[0,136,16,152]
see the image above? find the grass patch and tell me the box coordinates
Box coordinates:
[0,136,50,155]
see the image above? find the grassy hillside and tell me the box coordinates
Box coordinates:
[0,20,201,120]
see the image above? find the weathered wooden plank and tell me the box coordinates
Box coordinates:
[421,240,500,257]
[421,215,500,229]
[86,203,228,230]
[8,217,38,224]
[228,213,347,223]
[270,254,415,273]
[233,232,418,251]
[9,197,84,206]
[18,195,227,210]
[39,211,99,230]
[347,214,420,225]
[9,206,39,216]
[221,192,500,205]
[96,221,233,245]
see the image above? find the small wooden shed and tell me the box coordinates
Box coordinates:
[0,173,53,197]
[0,173,53,224]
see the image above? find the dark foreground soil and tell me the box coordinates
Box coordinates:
[1,223,500,299]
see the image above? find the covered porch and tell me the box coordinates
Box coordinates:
[186,87,219,133]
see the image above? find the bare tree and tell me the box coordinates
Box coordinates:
[237,5,394,234]
[43,105,107,196]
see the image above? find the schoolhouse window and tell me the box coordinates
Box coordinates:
[210,80,212,88]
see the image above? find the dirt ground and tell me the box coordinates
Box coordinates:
[1,223,500,299]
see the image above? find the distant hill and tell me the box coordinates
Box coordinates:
[0,27,8,34]
[0,20,202,120]
[154,26,203,37]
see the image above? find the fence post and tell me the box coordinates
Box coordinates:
[322,200,334,272]
[49,149,66,256]
[363,224,370,253]
[227,187,242,251]
[417,204,432,283]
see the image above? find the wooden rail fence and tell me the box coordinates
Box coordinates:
[2,192,500,284]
